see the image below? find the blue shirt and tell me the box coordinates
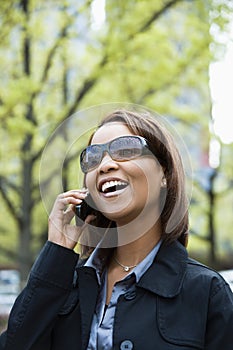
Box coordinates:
[85,240,162,350]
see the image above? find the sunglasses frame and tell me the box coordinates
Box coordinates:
[80,135,152,173]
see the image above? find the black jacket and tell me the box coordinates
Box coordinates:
[0,240,233,350]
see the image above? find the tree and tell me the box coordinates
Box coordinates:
[0,0,232,284]
[189,137,233,268]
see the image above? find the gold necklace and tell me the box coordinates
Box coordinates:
[113,256,137,272]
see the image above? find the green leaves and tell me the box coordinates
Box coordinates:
[0,0,232,274]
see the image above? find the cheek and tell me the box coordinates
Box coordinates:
[85,173,101,211]
[139,161,164,206]
[132,159,164,203]
[85,172,96,192]
[132,158,163,187]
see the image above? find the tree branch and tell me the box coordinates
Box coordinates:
[39,26,69,86]
[65,0,183,116]
[28,7,81,121]
[0,176,21,224]
[31,0,185,164]
[190,229,210,242]
[129,0,183,39]
[137,36,210,105]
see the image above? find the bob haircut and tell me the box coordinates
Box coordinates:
[82,109,189,251]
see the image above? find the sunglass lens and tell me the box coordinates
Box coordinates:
[81,145,102,173]
[110,137,142,160]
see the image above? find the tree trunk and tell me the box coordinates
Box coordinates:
[208,168,217,266]
[18,146,34,287]
[18,0,34,287]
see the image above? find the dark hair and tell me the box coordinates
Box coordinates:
[82,109,189,251]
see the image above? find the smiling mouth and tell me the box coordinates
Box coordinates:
[100,180,128,194]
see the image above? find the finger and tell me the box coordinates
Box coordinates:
[62,188,89,198]
[63,205,76,224]
[85,214,97,224]
[55,193,86,210]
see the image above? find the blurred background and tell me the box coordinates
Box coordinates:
[0,0,233,329]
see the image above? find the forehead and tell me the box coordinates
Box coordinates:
[91,122,135,144]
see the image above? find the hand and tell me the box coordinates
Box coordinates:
[48,189,93,250]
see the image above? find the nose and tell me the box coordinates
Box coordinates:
[98,153,119,174]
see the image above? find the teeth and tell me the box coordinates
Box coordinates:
[101,180,127,193]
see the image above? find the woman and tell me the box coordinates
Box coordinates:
[1,109,233,350]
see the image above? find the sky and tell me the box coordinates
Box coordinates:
[209,19,233,144]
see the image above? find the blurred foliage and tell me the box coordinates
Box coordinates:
[0,0,232,281]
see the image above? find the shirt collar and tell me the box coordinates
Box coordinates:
[84,240,162,284]
[129,240,162,283]
[84,247,112,284]
[79,240,189,299]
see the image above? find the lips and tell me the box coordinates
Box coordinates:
[98,178,128,194]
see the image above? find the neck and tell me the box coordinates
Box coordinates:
[115,223,161,266]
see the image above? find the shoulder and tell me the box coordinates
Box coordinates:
[185,257,231,297]
[186,257,225,281]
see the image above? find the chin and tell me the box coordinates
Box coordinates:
[103,207,142,226]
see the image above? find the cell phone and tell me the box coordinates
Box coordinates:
[74,194,96,224]
[74,194,111,229]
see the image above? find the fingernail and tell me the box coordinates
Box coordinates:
[75,198,83,203]
[79,192,88,198]
[80,187,89,193]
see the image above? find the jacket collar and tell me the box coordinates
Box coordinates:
[76,240,188,348]
[76,266,99,350]
[137,240,188,298]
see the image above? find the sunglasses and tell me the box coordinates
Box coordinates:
[80,135,152,173]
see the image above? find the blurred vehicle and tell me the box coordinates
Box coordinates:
[219,269,233,292]
[0,270,20,316]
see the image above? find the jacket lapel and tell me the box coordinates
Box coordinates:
[76,241,188,349]
[137,240,188,298]
[76,266,99,350]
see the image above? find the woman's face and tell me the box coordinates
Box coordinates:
[85,122,165,226]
